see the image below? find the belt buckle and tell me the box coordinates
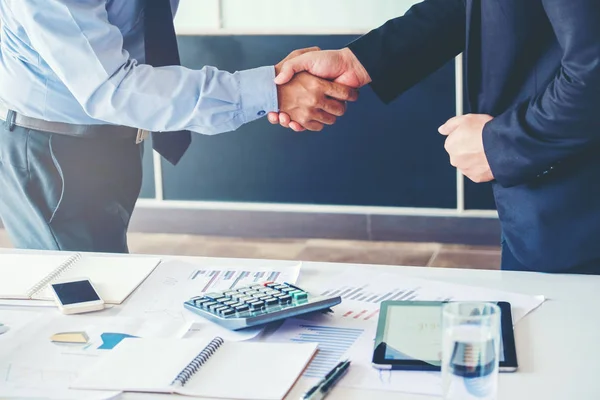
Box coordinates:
[136,129,149,144]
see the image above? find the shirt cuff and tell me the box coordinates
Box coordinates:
[236,66,279,124]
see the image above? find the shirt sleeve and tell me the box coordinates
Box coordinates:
[6,0,278,135]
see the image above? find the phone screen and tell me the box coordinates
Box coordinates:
[52,280,100,305]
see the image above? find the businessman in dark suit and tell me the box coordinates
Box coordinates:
[270,0,600,274]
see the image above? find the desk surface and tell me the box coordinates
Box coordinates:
[287,260,600,400]
[2,250,599,400]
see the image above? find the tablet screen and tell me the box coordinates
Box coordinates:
[381,304,505,363]
[373,301,517,370]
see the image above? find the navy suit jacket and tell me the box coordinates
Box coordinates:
[349,0,600,273]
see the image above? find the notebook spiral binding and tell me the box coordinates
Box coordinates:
[26,253,82,298]
[171,336,225,387]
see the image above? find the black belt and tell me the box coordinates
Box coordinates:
[0,103,143,142]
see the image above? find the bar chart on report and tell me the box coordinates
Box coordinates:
[188,269,282,292]
[320,284,452,303]
[289,324,365,378]
[320,277,453,321]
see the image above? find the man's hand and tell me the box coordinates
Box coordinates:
[269,48,371,131]
[275,48,371,88]
[277,72,358,131]
[439,114,495,183]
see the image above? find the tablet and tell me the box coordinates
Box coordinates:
[372,301,518,372]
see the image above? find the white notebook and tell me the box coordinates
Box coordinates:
[72,337,317,400]
[0,253,160,304]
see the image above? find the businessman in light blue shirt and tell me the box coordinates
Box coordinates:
[0,0,356,253]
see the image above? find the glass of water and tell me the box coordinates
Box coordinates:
[441,302,501,400]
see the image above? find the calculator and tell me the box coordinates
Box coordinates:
[183,282,342,330]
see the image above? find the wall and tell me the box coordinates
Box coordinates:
[135,0,499,244]
[174,0,420,33]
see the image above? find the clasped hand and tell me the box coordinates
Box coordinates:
[272,47,371,132]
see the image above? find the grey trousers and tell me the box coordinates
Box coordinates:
[0,124,143,253]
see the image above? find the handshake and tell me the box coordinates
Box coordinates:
[269,47,372,132]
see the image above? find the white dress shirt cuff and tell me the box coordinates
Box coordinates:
[236,66,279,124]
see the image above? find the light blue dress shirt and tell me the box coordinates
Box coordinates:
[0,0,279,135]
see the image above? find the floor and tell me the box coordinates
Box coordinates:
[0,229,501,270]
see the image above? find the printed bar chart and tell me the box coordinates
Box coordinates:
[188,269,282,292]
[289,325,364,378]
[321,282,453,304]
[322,286,423,303]
[342,309,380,321]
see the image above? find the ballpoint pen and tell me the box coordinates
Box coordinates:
[301,360,351,400]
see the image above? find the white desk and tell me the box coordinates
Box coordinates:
[2,250,600,400]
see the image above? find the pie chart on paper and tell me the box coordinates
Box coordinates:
[97,332,139,350]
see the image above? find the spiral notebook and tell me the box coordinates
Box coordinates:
[0,252,160,304]
[72,337,317,400]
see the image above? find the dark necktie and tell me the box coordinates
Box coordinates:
[144,0,191,165]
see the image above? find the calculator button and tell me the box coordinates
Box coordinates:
[248,301,264,311]
[291,291,308,301]
[265,298,279,306]
[274,285,288,290]
[205,293,227,301]
[193,298,210,307]
[258,295,271,301]
[234,304,250,312]
[208,303,223,312]
[265,283,279,288]
[278,295,292,304]
[223,300,238,306]
[221,309,235,317]
[202,301,217,309]
[249,284,264,289]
